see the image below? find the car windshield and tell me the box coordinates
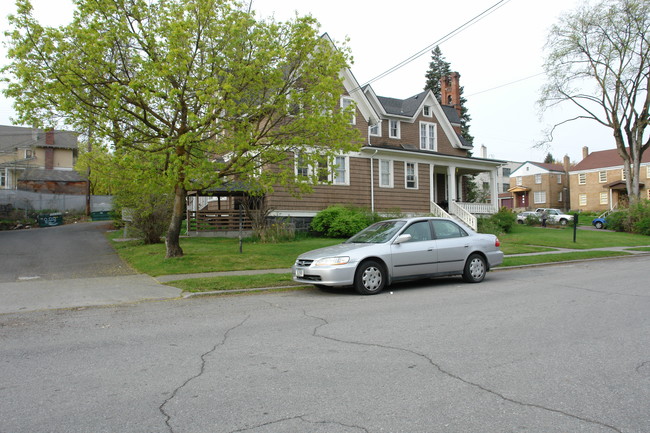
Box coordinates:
[345,220,406,244]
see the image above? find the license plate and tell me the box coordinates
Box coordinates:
[295,269,304,277]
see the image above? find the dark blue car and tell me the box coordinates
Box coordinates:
[592,217,607,229]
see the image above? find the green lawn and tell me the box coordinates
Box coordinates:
[108,225,649,293]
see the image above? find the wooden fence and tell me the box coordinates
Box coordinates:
[187,209,252,232]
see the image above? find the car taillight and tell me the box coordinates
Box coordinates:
[495,237,501,247]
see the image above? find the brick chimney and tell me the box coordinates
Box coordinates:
[582,146,589,160]
[563,155,571,173]
[45,129,55,146]
[440,72,462,117]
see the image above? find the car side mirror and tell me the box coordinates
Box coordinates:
[394,234,412,244]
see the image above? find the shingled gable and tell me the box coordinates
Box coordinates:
[362,86,471,150]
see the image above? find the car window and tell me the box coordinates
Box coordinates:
[346,220,406,243]
[432,219,467,239]
[401,221,433,242]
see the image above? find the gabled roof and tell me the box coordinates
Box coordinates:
[571,148,650,172]
[532,162,565,172]
[19,168,87,182]
[0,125,79,151]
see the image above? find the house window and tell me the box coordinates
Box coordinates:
[534,174,542,184]
[599,171,607,183]
[0,170,5,187]
[579,194,587,206]
[502,183,510,193]
[646,165,650,178]
[389,120,400,138]
[295,152,309,178]
[622,168,627,181]
[333,156,349,185]
[405,162,418,189]
[379,159,393,188]
[600,192,608,205]
[419,122,436,151]
[516,176,522,186]
[578,173,586,185]
[558,191,563,202]
[423,105,432,117]
[557,174,562,184]
[340,97,356,125]
[317,158,329,183]
[369,122,381,137]
[534,191,546,204]
[502,167,511,177]
[24,149,34,159]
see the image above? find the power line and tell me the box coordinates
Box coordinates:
[467,72,546,97]
[360,0,512,89]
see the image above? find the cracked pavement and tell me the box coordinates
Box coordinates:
[2,256,649,432]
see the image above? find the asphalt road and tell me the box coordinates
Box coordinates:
[1,256,649,433]
[0,222,180,312]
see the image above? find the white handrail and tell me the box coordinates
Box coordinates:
[430,201,452,219]
[450,201,477,231]
[456,202,494,214]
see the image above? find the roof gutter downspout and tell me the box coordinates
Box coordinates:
[368,125,378,213]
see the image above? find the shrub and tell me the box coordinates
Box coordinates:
[477,207,517,235]
[311,205,377,238]
[605,200,650,235]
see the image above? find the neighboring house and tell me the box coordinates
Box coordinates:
[0,125,86,194]
[188,52,505,234]
[472,145,521,209]
[569,146,650,212]
[508,158,571,212]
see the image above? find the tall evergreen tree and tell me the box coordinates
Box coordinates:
[424,46,474,145]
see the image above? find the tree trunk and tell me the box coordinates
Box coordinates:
[165,184,186,258]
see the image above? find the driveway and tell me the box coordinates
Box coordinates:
[0,222,181,313]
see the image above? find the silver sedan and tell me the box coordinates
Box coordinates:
[292,217,504,295]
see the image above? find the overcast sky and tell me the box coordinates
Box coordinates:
[0,0,615,163]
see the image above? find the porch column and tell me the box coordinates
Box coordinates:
[429,163,435,208]
[447,165,457,202]
[491,168,499,212]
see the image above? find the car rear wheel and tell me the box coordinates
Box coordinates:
[354,260,386,295]
[559,218,568,226]
[462,254,486,283]
[594,221,604,229]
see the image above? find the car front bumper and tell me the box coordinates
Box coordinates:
[292,263,357,287]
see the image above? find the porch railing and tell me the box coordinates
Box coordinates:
[430,201,452,219]
[450,201,478,231]
[455,202,496,215]
[187,209,252,232]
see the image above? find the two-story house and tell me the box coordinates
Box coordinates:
[0,125,86,194]
[472,145,521,209]
[569,146,650,212]
[188,55,505,234]
[508,158,570,211]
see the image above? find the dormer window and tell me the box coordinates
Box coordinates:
[423,105,432,117]
[369,121,381,137]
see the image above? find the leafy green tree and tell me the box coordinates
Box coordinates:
[424,46,474,145]
[540,0,650,203]
[3,0,360,257]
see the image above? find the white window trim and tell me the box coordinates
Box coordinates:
[405,162,418,189]
[294,152,310,178]
[600,192,608,205]
[423,105,432,117]
[558,191,563,202]
[516,176,523,186]
[621,168,627,181]
[340,96,356,125]
[557,174,562,184]
[419,121,437,151]
[369,121,382,137]
[389,120,401,139]
[379,159,393,188]
[598,171,607,183]
[578,173,586,185]
[533,190,546,204]
[579,193,587,206]
[646,165,650,179]
[332,155,350,186]
[534,174,542,184]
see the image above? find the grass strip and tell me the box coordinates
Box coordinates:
[500,250,630,267]
[165,273,299,292]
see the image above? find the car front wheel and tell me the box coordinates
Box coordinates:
[462,254,486,283]
[354,260,386,295]
[594,221,604,229]
[559,218,568,226]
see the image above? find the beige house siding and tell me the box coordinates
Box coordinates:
[570,165,650,212]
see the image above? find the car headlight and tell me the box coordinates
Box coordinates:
[314,256,350,266]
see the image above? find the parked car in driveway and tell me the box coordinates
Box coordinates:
[592,217,607,229]
[516,211,539,224]
[292,217,504,295]
[535,208,574,225]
